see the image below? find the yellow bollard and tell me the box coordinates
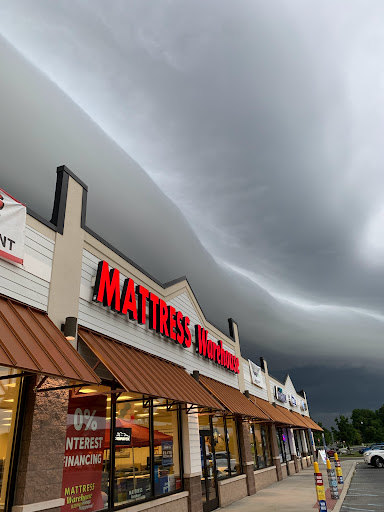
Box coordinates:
[326,459,339,499]
[334,453,344,484]
[314,461,328,511]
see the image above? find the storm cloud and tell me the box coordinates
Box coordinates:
[1,1,384,425]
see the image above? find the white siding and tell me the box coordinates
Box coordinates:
[0,226,54,310]
[242,360,269,401]
[79,250,239,388]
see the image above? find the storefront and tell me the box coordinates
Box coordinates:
[0,168,323,512]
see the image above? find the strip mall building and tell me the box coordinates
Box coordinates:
[0,167,322,512]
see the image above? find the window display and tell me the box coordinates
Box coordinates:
[249,424,273,469]
[62,390,182,511]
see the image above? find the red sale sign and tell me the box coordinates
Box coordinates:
[61,394,108,512]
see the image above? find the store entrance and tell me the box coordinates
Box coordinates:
[199,426,219,512]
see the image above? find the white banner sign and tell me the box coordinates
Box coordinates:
[0,188,26,265]
[248,359,264,388]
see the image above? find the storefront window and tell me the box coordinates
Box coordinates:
[225,418,240,476]
[211,416,228,479]
[293,430,302,457]
[61,384,110,512]
[282,428,292,462]
[153,407,182,496]
[250,424,273,470]
[276,428,287,463]
[62,390,182,511]
[261,426,272,466]
[0,368,21,510]
[114,397,151,505]
[253,424,266,469]
[249,425,256,468]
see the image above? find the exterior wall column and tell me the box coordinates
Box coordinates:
[13,376,69,512]
[287,428,299,473]
[182,410,203,512]
[228,319,245,393]
[270,424,283,481]
[47,167,87,345]
[237,420,256,496]
[300,429,309,466]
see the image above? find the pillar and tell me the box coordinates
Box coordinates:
[270,424,283,481]
[13,376,69,512]
[182,410,203,512]
[237,420,256,495]
[287,428,299,473]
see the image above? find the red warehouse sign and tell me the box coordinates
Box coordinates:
[92,260,239,374]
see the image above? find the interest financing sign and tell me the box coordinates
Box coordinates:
[0,188,26,265]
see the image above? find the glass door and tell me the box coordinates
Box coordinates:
[199,423,219,512]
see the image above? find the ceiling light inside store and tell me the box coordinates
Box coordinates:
[79,388,96,393]
[3,399,14,403]
[1,423,10,427]
[5,383,16,388]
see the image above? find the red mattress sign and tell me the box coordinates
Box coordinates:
[61,394,107,512]
[0,188,26,265]
[92,260,240,374]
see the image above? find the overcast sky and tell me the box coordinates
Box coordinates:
[1,1,384,426]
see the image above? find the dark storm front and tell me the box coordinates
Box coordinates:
[93,260,240,374]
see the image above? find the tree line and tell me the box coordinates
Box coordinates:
[317,405,384,446]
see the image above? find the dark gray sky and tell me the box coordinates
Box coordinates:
[1,1,384,427]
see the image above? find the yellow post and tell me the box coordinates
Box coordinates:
[334,453,344,484]
[314,461,328,511]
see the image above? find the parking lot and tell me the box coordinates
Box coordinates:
[341,462,384,511]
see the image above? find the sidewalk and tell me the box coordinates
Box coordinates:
[221,459,356,512]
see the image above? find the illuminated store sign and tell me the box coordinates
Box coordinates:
[93,260,240,374]
[274,386,287,403]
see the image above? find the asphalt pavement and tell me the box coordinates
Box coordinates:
[341,462,384,512]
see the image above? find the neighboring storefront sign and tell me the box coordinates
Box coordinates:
[93,260,240,374]
[289,394,297,406]
[0,188,26,265]
[274,386,287,403]
[61,394,107,512]
[300,400,307,411]
[248,359,264,388]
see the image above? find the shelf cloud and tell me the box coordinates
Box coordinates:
[1,0,384,425]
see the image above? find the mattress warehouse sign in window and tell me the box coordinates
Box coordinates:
[92,260,240,374]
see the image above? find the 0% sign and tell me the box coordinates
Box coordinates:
[73,408,98,431]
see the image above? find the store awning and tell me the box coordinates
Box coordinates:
[292,412,323,432]
[199,375,270,420]
[78,327,223,410]
[0,295,99,383]
[249,395,291,425]
[273,405,306,428]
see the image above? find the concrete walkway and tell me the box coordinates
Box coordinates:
[221,459,356,512]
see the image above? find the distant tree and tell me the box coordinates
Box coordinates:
[334,415,356,445]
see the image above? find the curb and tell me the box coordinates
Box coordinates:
[332,462,357,512]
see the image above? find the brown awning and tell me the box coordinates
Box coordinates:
[0,295,99,383]
[295,413,323,432]
[250,395,290,424]
[199,375,270,420]
[78,327,223,409]
[276,404,308,428]
[278,407,309,428]
[308,418,323,432]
